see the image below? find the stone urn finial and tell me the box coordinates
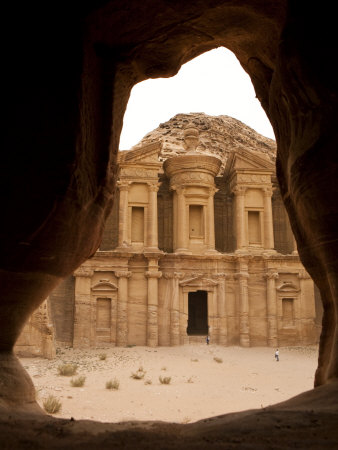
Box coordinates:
[183,124,199,153]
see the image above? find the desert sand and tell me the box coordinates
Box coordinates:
[20,344,318,424]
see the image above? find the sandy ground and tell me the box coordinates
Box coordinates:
[19,344,318,424]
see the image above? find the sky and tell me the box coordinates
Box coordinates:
[119,47,275,150]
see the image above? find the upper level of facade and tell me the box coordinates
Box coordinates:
[100,125,296,257]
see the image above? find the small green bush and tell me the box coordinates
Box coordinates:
[43,395,62,414]
[57,363,78,376]
[70,376,86,387]
[159,375,171,385]
[106,378,120,390]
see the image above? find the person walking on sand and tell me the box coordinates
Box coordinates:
[275,348,279,361]
[206,335,210,345]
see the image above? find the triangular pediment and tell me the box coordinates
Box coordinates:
[224,148,274,176]
[118,141,162,165]
[180,276,218,287]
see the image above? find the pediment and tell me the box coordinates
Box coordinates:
[276,282,300,293]
[224,148,274,176]
[180,276,218,287]
[118,141,162,165]
[91,281,118,292]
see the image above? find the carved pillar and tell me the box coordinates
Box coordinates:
[115,270,131,346]
[175,187,188,252]
[233,186,246,250]
[117,181,130,247]
[206,187,217,252]
[145,262,162,347]
[213,273,227,345]
[147,182,160,250]
[292,234,298,255]
[263,187,275,250]
[235,258,250,347]
[265,270,279,347]
[169,272,184,346]
[73,267,94,348]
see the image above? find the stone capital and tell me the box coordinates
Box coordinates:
[115,270,132,279]
[262,186,273,197]
[145,271,162,279]
[298,270,311,280]
[232,185,247,196]
[73,267,94,278]
[147,182,161,192]
[117,180,131,191]
[264,271,279,280]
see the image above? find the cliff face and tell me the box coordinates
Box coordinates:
[132,113,276,175]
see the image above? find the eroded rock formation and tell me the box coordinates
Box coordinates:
[1,0,337,447]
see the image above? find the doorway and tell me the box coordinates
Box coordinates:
[187,290,208,335]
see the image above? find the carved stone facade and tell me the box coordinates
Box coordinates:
[16,126,321,353]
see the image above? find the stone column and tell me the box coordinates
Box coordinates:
[145,264,162,347]
[214,273,228,346]
[117,181,130,247]
[73,267,94,348]
[147,182,160,250]
[170,272,184,346]
[115,270,131,346]
[265,270,279,347]
[263,187,275,250]
[233,186,246,250]
[175,187,188,252]
[235,258,250,347]
[206,186,217,252]
[292,234,298,255]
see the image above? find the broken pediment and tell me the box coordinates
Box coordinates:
[118,141,162,165]
[276,281,300,293]
[224,148,274,178]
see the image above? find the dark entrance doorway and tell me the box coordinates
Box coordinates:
[187,290,208,335]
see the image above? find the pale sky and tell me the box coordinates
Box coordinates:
[119,47,275,150]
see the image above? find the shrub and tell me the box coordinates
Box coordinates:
[161,366,167,371]
[213,357,223,363]
[131,367,146,380]
[43,395,62,414]
[57,363,77,376]
[106,378,120,390]
[191,358,199,362]
[99,353,107,360]
[159,375,171,385]
[187,376,194,383]
[144,379,152,385]
[70,376,86,387]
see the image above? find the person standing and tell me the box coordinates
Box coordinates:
[206,335,210,345]
[275,348,279,361]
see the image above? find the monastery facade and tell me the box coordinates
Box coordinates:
[15,126,321,356]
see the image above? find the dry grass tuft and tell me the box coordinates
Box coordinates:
[213,357,223,363]
[99,353,107,360]
[106,378,120,390]
[70,376,86,387]
[191,358,199,362]
[131,366,146,380]
[144,379,152,385]
[43,395,62,414]
[57,363,77,376]
[159,375,171,385]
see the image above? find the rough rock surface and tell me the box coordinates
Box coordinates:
[132,112,276,175]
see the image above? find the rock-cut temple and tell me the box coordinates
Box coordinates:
[15,122,322,357]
